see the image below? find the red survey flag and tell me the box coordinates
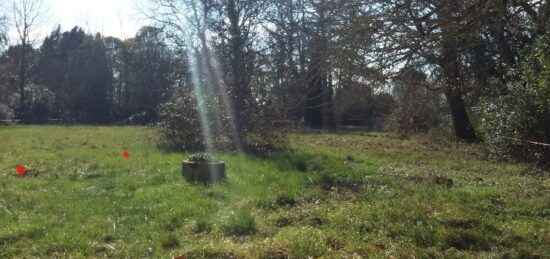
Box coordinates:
[16,164,26,177]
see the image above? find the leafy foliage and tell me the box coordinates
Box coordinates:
[0,104,14,121]
[158,80,288,153]
[480,35,550,168]
[21,84,55,122]
[157,87,206,150]
[187,153,217,163]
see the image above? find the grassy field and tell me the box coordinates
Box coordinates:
[0,126,549,258]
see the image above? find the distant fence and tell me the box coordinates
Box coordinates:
[272,120,299,129]
[503,136,550,148]
[0,119,74,125]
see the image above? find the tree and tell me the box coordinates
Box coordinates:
[209,0,266,146]
[67,34,112,123]
[10,0,48,119]
[34,26,87,119]
[366,0,549,142]
[0,46,19,120]
[261,0,308,121]
[124,26,177,123]
[387,69,445,134]
[366,0,481,142]
[0,14,7,50]
[33,27,113,123]
[144,0,265,149]
[261,0,381,129]
[0,11,12,119]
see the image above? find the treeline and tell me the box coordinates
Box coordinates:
[0,0,549,166]
[0,26,187,124]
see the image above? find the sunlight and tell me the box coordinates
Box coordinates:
[188,48,214,152]
[209,46,243,151]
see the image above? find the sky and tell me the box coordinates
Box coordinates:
[51,0,143,39]
[7,0,146,42]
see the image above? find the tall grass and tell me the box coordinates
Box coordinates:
[0,126,548,257]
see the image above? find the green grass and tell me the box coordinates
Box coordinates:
[0,126,549,258]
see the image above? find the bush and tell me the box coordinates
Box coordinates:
[243,99,290,154]
[157,87,217,150]
[244,132,289,154]
[480,35,550,168]
[0,103,14,121]
[159,85,289,153]
[22,84,56,122]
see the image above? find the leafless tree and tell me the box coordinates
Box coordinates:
[0,4,8,50]
[143,0,266,148]
[11,0,49,118]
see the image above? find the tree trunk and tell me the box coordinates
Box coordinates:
[439,0,480,143]
[227,0,253,148]
[304,73,324,128]
[18,42,27,119]
[445,88,479,142]
[441,57,480,142]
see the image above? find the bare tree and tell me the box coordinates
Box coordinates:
[11,0,49,119]
[0,19,6,51]
[0,4,8,50]
[143,0,266,149]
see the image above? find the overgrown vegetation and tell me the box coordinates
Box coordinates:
[480,35,550,168]
[0,126,548,257]
[157,87,206,150]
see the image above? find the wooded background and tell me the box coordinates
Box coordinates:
[1,0,548,165]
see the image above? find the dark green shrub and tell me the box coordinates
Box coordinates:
[158,86,288,153]
[0,104,14,121]
[158,86,234,151]
[157,87,208,150]
[480,35,550,168]
[22,84,56,123]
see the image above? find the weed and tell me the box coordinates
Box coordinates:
[290,156,308,172]
[222,209,257,236]
[261,244,290,259]
[277,227,328,258]
[194,219,213,233]
[275,193,296,207]
[161,234,180,250]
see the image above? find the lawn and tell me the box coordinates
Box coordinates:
[0,126,548,258]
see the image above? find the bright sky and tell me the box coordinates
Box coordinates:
[48,0,143,39]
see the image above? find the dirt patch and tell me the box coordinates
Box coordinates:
[262,245,290,259]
